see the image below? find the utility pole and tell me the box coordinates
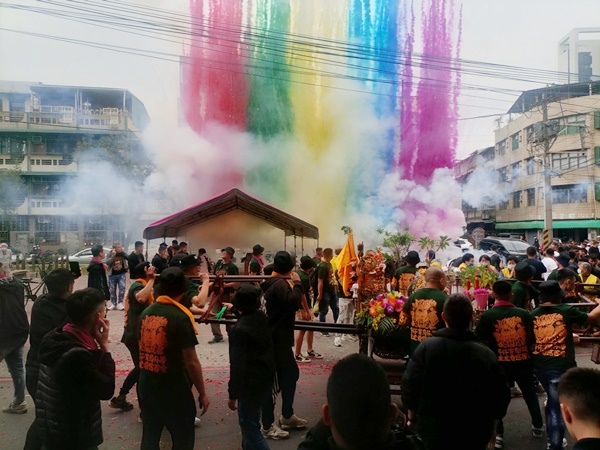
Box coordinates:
[542,96,554,249]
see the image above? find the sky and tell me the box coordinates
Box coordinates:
[0,0,598,161]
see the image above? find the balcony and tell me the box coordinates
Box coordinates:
[0,109,135,132]
[15,197,74,215]
[28,155,77,173]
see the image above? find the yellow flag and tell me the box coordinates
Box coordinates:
[332,233,358,297]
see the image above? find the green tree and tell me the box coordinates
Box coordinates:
[377,227,415,265]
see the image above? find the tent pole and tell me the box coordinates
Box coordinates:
[294,232,297,259]
[284,232,286,251]
[145,238,149,260]
[301,230,304,256]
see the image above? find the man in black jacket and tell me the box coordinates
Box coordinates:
[24,268,74,450]
[34,288,115,450]
[0,275,29,415]
[87,245,110,304]
[151,243,169,274]
[26,268,75,401]
[228,284,275,450]
[401,294,510,450]
[128,241,145,278]
[260,251,306,440]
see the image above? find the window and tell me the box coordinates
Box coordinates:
[498,200,508,210]
[498,166,508,182]
[552,184,588,204]
[558,114,586,135]
[511,162,522,179]
[551,152,587,171]
[526,158,535,175]
[512,191,521,208]
[511,133,520,150]
[527,188,535,207]
[497,139,507,156]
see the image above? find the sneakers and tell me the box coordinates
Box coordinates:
[208,336,224,344]
[532,426,544,439]
[320,332,330,337]
[334,337,342,347]
[279,414,308,430]
[495,435,504,449]
[307,350,323,359]
[295,354,311,363]
[546,438,568,449]
[510,385,523,397]
[117,303,125,311]
[2,401,27,414]
[107,303,116,311]
[194,417,201,427]
[261,424,290,440]
[109,397,134,411]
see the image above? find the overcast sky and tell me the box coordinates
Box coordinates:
[0,0,598,159]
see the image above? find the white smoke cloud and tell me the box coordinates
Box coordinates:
[461,167,509,209]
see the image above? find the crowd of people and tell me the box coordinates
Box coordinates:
[1,237,600,450]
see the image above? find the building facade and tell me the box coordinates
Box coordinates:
[457,81,600,243]
[0,81,150,255]
[558,28,600,84]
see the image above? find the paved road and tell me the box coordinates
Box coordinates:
[0,275,597,449]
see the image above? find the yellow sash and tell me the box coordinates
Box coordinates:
[155,295,198,335]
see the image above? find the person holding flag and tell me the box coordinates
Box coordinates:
[331,230,358,348]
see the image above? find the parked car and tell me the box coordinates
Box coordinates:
[454,238,474,253]
[68,247,111,264]
[478,238,529,262]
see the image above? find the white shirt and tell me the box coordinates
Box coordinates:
[0,247,12,268]
[541,257,558,280]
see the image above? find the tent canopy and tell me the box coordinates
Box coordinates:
[143,188,319,241]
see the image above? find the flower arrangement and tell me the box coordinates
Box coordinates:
[355,292,407,336]
[458,265,498,291]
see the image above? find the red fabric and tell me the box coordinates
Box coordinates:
[493,300,515,308]
[63,323,97,350]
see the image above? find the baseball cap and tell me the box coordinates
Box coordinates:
[221,246,235,256]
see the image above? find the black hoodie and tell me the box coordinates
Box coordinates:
[228,310,275,401]
[260,276,303,348]
[0,278,29,349]
[87,260,110,299]
[401,328,509,450]
[35,328,115,450]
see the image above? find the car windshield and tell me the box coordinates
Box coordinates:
[499,240,529,252]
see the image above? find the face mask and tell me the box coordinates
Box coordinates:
[481,262,489,267]
[507,264,516,270]
[577,269,582,274]
[469,262,474,266]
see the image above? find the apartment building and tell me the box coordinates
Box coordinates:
[457,81,600,243]
[0,81,150,254]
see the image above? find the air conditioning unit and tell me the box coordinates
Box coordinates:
[31,136,43,144]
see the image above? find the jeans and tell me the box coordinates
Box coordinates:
[536,368,565,450]
[238,393,271,450]
[497,361,543,436]
[0,344,25,405]
[318,290,339,323]
[262,347,299,429]
[335,298,355,338]
[108,272,127,306]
